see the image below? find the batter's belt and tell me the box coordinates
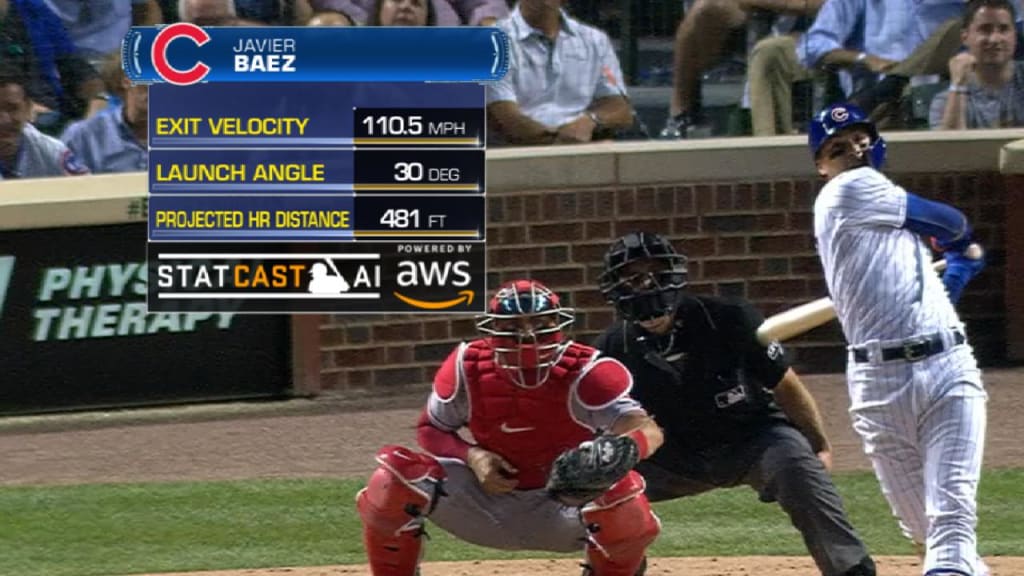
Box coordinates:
[851,328,965,363]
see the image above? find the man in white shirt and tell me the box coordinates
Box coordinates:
[486,0,635,146]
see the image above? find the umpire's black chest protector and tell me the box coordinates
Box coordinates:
[610,297,786,447]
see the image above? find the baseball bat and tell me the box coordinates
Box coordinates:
[754,243,982,345]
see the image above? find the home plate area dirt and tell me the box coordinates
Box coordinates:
[146,556,1024,576]
[2,371,1022,576]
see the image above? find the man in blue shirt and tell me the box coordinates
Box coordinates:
[61,55,147,174]
[0,0,104,132]
[800,0,1023,126]
[798,0,964,96]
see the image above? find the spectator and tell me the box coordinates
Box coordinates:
[235,0,313,24]
[747,15,820,135]
[660,0,822,138]
[44,0,163,65]
[179,0,235,23]
[0,0,104,131]
[486,0,635,146]
[306,0,504,26]
[179,0,269,24]
[369,0,435,25]
[61,55,147,174]
[306,9,350,23]
[0,63,90,179]
[796,0,967,128]
[930,0,1023,128]
[849,0,1021,123]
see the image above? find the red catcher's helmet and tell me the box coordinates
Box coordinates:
[475,280,575,388]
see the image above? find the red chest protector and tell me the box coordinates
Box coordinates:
[462,340,599,490]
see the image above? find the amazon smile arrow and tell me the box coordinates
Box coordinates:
[394,290,475,310]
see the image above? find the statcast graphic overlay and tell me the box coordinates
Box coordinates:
[135,26,493,314]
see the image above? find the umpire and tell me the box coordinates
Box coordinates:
[593,231,876,576]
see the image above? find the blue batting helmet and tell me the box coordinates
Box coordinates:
[808,103,887,169]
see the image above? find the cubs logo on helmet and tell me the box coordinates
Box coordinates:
[808,103,887,169]
[830,107,850,123]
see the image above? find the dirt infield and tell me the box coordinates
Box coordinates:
[146,556,1024,576]
[2,370,1022,575]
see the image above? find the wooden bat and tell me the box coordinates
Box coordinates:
[755,244,982,345]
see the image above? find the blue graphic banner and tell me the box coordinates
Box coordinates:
[122,24,509,84]
[148,82,484,148]
[149,149,486,193]
[149,196,356,241]
[149,149,355,193]
[148,195,484,241]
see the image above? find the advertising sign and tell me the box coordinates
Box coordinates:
[0,224,290,414]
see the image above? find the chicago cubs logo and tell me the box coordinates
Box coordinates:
[151,22,211,86]
[830,107,850,123]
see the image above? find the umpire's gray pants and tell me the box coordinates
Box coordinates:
[637,424,873,576]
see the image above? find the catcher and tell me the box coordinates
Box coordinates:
[356,279,664,576]
[594,232,877,576]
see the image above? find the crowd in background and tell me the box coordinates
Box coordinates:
[0,0,1021,179]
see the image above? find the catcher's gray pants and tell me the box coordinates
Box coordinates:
[426,458,589,552]
[636,423,873,576]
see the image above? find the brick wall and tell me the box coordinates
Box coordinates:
[318,171,1008,394]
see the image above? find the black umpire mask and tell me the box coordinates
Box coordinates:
[600,232,689,323]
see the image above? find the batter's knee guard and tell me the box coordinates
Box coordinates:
[580,471,661,576]
[356,445,446,576]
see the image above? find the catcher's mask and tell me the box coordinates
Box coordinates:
[475,279,575,388]
[599,232,688,322]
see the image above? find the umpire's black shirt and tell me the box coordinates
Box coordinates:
[595,295,791,469]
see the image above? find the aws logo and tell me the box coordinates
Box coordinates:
[392,260,477,310]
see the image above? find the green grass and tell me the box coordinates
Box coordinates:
[0,470,1020,576]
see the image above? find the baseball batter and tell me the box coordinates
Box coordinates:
[356,280,664,576]
[808,103,988,576]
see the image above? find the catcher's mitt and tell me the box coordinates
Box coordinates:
[546,435,640,507]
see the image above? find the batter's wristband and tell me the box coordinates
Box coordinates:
[626,429,651,459]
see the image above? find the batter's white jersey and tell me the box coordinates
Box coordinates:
[814,165,987,576]
[813,166,963,345]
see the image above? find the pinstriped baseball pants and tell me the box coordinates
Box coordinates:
[846,341,987,576]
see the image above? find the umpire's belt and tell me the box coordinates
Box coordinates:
[852,329,965,363]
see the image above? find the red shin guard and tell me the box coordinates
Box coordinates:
[356,445,446,576]
[581,471,660,576]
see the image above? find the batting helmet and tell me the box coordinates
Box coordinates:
[599,232,688,322]
[808,103,887,169]
[475,279,575,388]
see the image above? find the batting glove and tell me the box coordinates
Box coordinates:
[942,249,986,305]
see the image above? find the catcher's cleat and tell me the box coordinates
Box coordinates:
[579,556,647,576]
